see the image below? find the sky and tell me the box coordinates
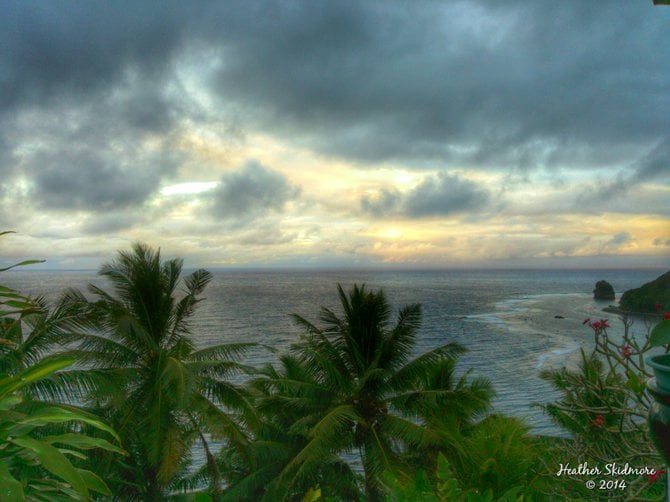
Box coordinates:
[1,0,669,270]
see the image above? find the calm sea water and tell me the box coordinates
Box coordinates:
[2,268,664,436]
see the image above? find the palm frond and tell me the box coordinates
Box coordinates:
[388,342,466,393]
[188,342,257,363]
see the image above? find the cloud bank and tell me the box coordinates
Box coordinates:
[0,1,667,268]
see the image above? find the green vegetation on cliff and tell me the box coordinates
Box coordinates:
[619,270,670,314]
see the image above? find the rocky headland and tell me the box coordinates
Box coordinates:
[617,270,670,314]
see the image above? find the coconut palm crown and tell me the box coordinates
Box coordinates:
[249,283,491,501]
[65,243,257,500]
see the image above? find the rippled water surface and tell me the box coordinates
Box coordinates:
[3,268,663,435]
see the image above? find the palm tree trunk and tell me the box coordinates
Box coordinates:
[145,468,163,502]
[198,429,222,502]
[364,470,383,502]
[360,443,383,502]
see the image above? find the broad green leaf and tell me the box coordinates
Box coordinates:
[27,479,78,497]
[0,292,29,299]
[0,357,74,399]
[649,320,670,348]
[5,422,37,439]
[57,448,88,460]
[301,486,322,502]
[18,406,120,441]
[0,395,22,411]
[0,462,24,502]
[0,300,36,309]
[194,493,214,502]
[46,433,125,455]
[626,370,646,395]
[77,469,112,496]
[10,436,88,499]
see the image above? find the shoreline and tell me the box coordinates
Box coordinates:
[488,293,639,371]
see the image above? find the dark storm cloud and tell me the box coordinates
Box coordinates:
[0,2,193,197]
[0,1,188,112]
[574,137,670,210]
[361,172,490,218]
[31,148,166,211]
[206,0,670,168]
[2,0,669,184]
[633,139,670,182]
[405,173,490,217]
[210,160,300,219]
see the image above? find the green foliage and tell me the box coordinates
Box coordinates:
[539,319,664,500]
[218,352,363,502]
[649,319,670,347]
[17,234,668,500]
[227,284,492,502]
[452,415,549,497]
[1,232,125,500]
[619,270,670,314]
[62,243,258,500]
[541,350,628,443]
[0,356,124,500]
[383,453,526,502]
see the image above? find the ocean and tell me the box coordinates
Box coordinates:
[2,267,665,436]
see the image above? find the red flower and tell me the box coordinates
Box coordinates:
[664,312,670,320]
[621,345,633,358]
[592,414,605,427]
[592,321,602,330]
[656,303,664,311]
[649,468,666,483]
[600,319,610,329]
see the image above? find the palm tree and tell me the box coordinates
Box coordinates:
[246,283,491,501]
[0,232,124,500]
[64,243,258,500]
[218,353,362,501]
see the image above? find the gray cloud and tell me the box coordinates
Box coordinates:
[1,71,185,216]
[31,150,162,211]
[206,1,670,169]
[633,139,670,182]
[405,173,490,217]
[0,2,188,113]
[606,232,633,248]
[80,210,151,235]
[574,137,670,211]
[1,1,668,175]
[0,0,670,176]
[210,160,300,220]
[0,0,667,265]
[360,189,402,218]
[361,172,490,218]
[237,224,298,246]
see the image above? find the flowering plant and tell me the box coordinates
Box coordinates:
[539,309,670,500]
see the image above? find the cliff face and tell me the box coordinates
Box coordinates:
[619,271,670,314]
